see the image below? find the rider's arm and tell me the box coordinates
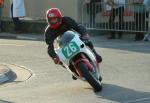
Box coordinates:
[63,16,87,37]
[44,27,58,58]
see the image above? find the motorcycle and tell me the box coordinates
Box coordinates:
[55,30,102,92]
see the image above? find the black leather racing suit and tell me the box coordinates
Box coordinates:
[45,16,90,58]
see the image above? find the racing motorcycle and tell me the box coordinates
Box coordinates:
[55,31,102,92]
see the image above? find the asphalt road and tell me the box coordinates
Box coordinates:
[0,33,150,103]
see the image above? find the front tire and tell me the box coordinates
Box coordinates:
[78,62,102,92]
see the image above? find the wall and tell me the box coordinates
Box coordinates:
[3,0,79,21]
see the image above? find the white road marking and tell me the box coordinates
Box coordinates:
[17,36,37,40]
[0,44,24,47]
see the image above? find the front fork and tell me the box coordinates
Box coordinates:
[71,53,96,78]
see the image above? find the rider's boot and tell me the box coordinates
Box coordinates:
[72,75,77,80]
[92,49,102,63]
[69,65,78,80]
[84,40,102,63]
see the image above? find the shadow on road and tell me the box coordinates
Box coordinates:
[0,99,14,103]
[0,33,44,42]
[1,34,150,54]
[92,35,150,54]
[0,71,17,85]
[96,83,150,103]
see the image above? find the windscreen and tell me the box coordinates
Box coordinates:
[59,31,75,47]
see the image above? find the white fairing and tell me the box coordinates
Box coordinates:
[55,32,97,66]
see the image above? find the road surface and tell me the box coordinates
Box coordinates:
[0,33,150,103]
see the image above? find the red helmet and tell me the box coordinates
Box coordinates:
[46,8,62,29]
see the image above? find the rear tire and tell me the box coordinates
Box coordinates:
[78,62,102,92]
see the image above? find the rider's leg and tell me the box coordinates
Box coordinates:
[84,40,102,63]
[69,64,77,80]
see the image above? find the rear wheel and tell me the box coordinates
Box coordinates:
[78,62,102,92]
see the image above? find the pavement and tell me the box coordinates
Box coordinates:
[0,32,44,41]
[2,18,47,34]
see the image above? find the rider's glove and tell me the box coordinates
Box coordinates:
[80,34,90,44]
[80,34,90,40]
[52,56,60,64]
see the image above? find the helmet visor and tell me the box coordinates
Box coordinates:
[48,17,60,25]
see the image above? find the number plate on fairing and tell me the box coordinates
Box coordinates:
[61,41,80,59]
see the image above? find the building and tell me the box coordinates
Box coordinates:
[3,0,83,22]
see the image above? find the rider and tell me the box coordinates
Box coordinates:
[44,8,102,66]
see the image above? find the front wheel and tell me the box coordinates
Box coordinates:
[78,62,102,92]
